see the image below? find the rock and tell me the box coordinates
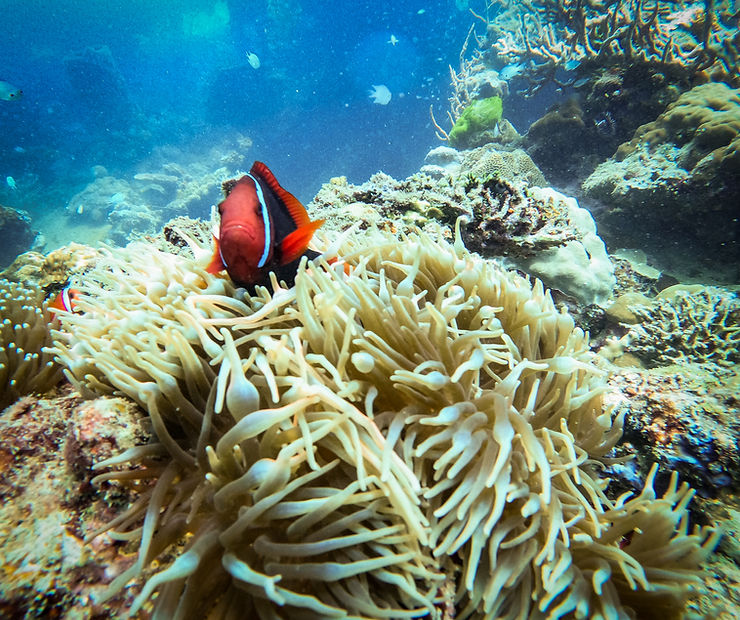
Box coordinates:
[0,205,36,268]
[606,292,653,324]
[582,83,740,277]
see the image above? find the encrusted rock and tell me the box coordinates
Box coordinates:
[0,387,150,617]
[583,83,740,275]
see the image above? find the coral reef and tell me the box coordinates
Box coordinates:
[421,143,545,187]
[0,243,99,294]
[597,359,740,618]
[460,144,546,186]
[583,82,740,271]
[523,97,610,182]
[65,134,252,247]
[0,388,150,617]
[504,187,615,305]
[0,279,63,409]
[310,165,614,304]
[437,2,739,186]
[623,286,739,367]
[47,229,717,618]
[0,204,36,268]
[430,26,509,142]
[148,215,215,258]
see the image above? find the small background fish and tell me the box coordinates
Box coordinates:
[0,80,23,101]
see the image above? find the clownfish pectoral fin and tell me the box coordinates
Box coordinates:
[279,219,325,264]
[250,161,311,228]
[205,235,227,274]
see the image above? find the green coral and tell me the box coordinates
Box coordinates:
[449,96,503,147]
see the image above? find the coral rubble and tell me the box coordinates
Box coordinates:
[46,228,716,618]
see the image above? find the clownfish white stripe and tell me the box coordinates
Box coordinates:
[246,171,271,268]
[62,287,72,311]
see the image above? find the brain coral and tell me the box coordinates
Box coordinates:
[459,144,547,187]
[49,230,717,618]
[1,278,63,409]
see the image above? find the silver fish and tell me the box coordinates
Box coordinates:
[0,80,23,101]
[499,62,525,81]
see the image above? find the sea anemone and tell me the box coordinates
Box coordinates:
[0,278,62,409]
[49,230,718,618]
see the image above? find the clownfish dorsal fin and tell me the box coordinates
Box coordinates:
[250,161,311,228]
[280,219,325,265]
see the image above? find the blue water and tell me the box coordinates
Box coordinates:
[1,0,495,220]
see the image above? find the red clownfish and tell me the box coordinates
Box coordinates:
[206,162,324,288]
[48,286,82,320]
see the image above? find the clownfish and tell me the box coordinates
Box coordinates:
[206,162,324,288]
[48,286,82,320]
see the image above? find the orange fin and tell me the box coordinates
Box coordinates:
[250,161,311,228]
[205,236,226,274]
[280,219,325,264]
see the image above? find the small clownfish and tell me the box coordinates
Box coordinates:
[206,162,324,289]
[48,286,82,320]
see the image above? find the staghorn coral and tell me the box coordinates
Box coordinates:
[0,279,63,409]
[488,0,740,95]
[49,229,717,618]
[624,286,739,367]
